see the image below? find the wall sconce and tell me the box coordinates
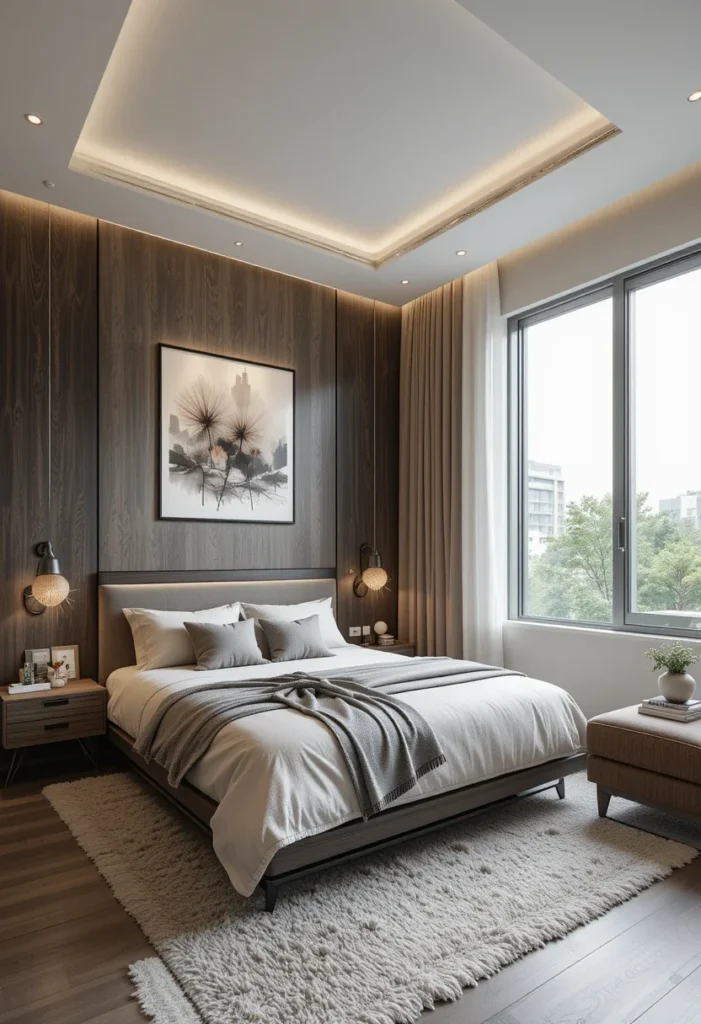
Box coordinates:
[353,543,389,597]
[23,542,70,615]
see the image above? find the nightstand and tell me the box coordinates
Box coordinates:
[363,642,416,657]
[0,679,107,786]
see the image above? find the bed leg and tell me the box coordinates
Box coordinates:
[597,786,611,818]
[263,881,279,913]
[555,778,566,800]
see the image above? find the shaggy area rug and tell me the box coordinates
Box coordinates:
[43,772,697,1024]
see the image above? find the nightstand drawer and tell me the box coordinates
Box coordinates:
[5,692,105,724]
[4,712,106,749]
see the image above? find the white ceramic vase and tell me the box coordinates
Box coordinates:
[658,670,696,703]
[48,667,68,689]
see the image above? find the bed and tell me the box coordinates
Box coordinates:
[99,575,587,910]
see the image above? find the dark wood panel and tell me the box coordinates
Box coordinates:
[0,191,50,685]
[336,291,401,640]
[98,224,337,572]
[0,192,97,684]
[49,207,98,680]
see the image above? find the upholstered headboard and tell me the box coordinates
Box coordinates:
[98,577,337,684]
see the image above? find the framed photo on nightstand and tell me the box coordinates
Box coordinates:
[50,645,80,680]
[24,647,51,681]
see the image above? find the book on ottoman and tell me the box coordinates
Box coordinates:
[639,695,701,722]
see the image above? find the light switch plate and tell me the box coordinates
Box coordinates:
[349,626,361,637]
[362,625,371,636]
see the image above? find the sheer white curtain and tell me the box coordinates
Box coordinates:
[461,262,507,665]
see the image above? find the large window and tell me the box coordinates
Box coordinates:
[510,247,701,637]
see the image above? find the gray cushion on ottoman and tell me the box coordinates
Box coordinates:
[184,619,267,670]
[259,615,333,663]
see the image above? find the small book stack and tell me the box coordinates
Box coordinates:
[377,634,395,647]
[639,695,701,722]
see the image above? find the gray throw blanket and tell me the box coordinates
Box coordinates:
[134,657,518,818]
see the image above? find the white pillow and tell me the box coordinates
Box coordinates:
[240,597,347,649]
[123,603,242,669]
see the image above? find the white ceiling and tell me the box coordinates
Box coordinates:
[1,0,700,304]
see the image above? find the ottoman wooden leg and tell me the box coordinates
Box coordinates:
[597,786,612,818]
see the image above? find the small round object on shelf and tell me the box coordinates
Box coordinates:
[374,621,388,636]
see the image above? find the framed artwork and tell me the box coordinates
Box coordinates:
[160,344,294,523]
[24,648,51,681]
[50,645,80,680]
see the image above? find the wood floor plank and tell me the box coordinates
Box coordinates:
[0,883,117,944]
[0,963,70,1012]
[84,1007,149,1024]
[478,872,701,1024]
[633,964,701,1023]
[423,858,701,1023]
[0,910,148,980]
[0,865,100,913]
[0,969,136,1024]
[0,839,85,890]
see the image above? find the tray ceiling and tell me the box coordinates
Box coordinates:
[71,0,614,265]
[1,0,700,302]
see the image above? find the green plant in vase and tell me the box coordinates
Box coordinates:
[645,640,699,703]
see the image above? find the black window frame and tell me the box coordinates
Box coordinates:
[508,242,701,639]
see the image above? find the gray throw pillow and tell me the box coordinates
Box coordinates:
[184,619,267,671]
[259,614,333,663]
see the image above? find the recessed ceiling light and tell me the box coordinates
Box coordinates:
[24,113,43,125]
[42,180,55,189]
[401,279,410,285]
[688,89,701,103]
[456,249,467,256]
[234,240,243,246]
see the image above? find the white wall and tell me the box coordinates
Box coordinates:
[504,621,701,720]
[499,161,701,315]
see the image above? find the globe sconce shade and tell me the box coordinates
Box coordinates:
[32,573,70,607]
[23,542,70,615]
[362,565,389,592]
[353,545,389,597]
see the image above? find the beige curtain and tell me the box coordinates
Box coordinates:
[398,280,464,657]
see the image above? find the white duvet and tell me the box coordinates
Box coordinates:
[107,646,587,896]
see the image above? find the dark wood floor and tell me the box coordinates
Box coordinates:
[2,756,701,1024]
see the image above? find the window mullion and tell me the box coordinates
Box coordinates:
[611,276,627,631]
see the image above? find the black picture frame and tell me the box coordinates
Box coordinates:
[159,343,295,525]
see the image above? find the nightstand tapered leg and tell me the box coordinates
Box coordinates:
[4,748,26,788]
[77,738,99,770]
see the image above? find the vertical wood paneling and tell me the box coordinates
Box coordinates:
[0,192,97,684]
[336,292,401,640]
[0,192,50,685]
[98,224,337,572]
[50,207,98,679]
[2,189,400,675]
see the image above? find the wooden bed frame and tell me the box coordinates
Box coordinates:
[98,573,586,911]
[109,721,585,911]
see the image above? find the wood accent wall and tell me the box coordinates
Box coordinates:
[336,292,401,637]
[0,187,401,678]
[98,224,337,572]
[0,192,97,684]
